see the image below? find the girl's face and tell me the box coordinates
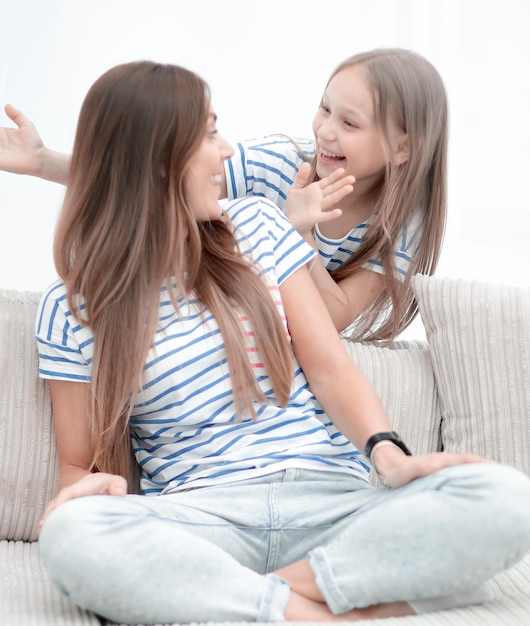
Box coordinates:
[312,64,407,193]
[185,107,234,221]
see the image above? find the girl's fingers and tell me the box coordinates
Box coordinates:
[322,185,354,211]
[315,208,343,223]
[321,174,355,196]
[319,168,355,189]
[4,104,31,129]
[292,161,312,188]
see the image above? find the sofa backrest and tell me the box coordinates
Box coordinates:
[0,288,444,540]
[6,275,525,543]
[0,289,58,542]
[412,274,530,475]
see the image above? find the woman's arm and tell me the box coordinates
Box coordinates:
[48,380,94,489]
[0,104,70,183]
[38,380,127,531]
[279,264,489,487]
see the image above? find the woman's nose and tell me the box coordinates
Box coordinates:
[220,135,235,160]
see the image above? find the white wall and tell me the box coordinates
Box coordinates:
[1,0,529,338]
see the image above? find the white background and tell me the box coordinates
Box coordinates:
[1,0,529,339]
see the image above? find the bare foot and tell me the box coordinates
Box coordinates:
[276,560,415,621]
[284,591,415,621]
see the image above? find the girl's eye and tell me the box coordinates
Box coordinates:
[319,103,331,114]
[209,129,218,139]
[344,120,357,129]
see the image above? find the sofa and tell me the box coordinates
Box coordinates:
[1,274,529,626]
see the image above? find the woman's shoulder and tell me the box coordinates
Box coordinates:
[223,195,288,229]
[36,279,82,333]
[35,279,69,338]
[38,279,68,309]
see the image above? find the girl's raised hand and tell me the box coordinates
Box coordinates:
[0,104,45,175]
[38,472,128,534]
[285,162,354,236]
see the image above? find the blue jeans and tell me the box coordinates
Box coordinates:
[39,463,530,624]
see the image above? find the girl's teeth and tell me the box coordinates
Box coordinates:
[321,150,343,159]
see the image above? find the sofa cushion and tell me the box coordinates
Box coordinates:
[0,289,58,542]
[412,275,530,474]
[340,339,442,485]
[0,540,100,626]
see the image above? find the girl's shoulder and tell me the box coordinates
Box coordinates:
[238,135,314,164]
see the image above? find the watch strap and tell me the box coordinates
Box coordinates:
[364,431,412,460]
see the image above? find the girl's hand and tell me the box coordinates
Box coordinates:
[0,104,46,176]
[374,446,492,489]
[285,162,354,236]
[38,472,128,534]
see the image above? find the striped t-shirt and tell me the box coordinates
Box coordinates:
[224,135,422,278]
[36,196,369,495]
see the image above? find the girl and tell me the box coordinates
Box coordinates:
[1,48,445,342]
[222,49,447,340]
[36,60,530,625]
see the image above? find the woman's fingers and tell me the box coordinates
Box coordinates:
[38,473,128,534]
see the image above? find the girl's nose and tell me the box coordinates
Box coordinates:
[316,117,336,142]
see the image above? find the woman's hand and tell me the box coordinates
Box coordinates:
[38,472,127,534]
[373,446,492,489]
[285,162,354,237]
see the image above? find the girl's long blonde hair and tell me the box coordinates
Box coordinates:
[309,48,448,343]
[54,62,293,480]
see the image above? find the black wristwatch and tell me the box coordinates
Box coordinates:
[364,431,412,460]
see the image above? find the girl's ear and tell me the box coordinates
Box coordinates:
[394,135,410,165]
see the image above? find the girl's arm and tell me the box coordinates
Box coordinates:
[279,264,489,487]
[38,380,127,532]
[285,163,385,331]
[0,104,70,184]
[308,258,385,332]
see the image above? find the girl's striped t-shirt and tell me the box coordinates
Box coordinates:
[224,135,422,278]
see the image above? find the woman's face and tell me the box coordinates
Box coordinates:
[185,107,234,221]
[312,64,407,193]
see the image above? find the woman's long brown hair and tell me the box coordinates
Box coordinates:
[309,49,448,343]
[54,62,293,480]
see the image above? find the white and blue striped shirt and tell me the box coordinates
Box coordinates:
[225,135,422,279]
[36,197,369,495]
